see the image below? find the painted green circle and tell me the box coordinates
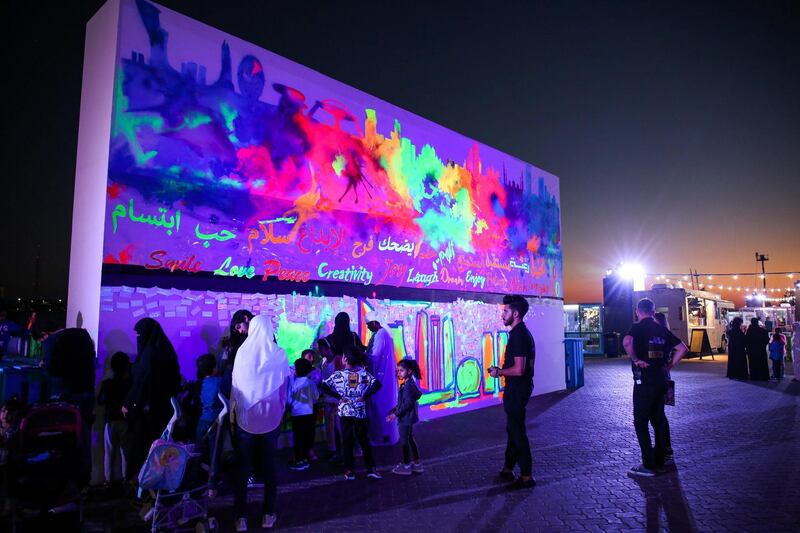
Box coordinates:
[456,359,480,394]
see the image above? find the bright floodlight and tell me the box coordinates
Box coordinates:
[617,263,646,291]
[617,263,644,280]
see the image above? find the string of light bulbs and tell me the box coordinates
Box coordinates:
[646,271,798,278]
[645,270,798,295]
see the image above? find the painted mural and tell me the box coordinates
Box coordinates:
[98,286,562,420]
[103,0,562,297]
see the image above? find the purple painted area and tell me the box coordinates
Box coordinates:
[97,286,565,422]
[102,0,562,298]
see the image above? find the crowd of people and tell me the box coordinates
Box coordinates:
[0,295,540,530]
[4,295,797,528]
[725,316,800,382]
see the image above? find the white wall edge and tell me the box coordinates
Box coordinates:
[67,0,121,343]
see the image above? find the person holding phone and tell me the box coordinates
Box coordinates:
[488,295,536,490]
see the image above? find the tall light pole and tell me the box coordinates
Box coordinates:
[754,252,768,291]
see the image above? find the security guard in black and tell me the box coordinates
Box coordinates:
[626,316,680,470]
[627,317,680,385]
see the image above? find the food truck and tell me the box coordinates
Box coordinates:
[633,285,735,354]
[727,306,795,332]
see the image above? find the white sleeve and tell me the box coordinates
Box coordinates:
[372,329,387,358]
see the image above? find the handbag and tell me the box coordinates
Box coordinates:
[664,379,675,406]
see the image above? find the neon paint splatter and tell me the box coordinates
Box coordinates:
[104,0,562,298]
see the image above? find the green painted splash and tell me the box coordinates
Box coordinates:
[332,154,347,176]
[414,187,475,251]
[181,112,212,129]
[112,70,163,165]
[276,314,319,365]
[220,102,238,132]
[219,176,243,188]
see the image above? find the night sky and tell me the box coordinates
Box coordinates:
[2,0,798,307]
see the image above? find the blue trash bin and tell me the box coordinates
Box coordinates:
[564,338,585,389]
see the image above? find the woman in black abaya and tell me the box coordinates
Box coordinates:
[725,317,748,380]
[325,312,365,357]
[123,318,182,481]
[745,317,770,381]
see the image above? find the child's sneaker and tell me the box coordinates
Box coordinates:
[289,460,309,471]
[366,469,382,479]
[262,514,277,529]
[344,471,356,480]
[412,462,424,473]
[234,517,248,532]
[391,463,413,476]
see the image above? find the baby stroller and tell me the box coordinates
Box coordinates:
[8,402,83,533]
[138,394,229,532]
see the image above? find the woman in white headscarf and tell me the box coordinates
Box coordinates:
[231,315,289,532]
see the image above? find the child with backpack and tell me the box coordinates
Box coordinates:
[320,347,382,480]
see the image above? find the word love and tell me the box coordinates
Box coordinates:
[213,256,255,278]
[145,250,201,272]
[195,225,236,248]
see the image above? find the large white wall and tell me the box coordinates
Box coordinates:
[67,0,120,339]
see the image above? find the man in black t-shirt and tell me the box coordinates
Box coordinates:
[623,298,687,477]
[488,295,536,490]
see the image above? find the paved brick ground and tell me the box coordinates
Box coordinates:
[80,356,798,532]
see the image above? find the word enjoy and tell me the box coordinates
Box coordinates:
[465,270,487,289]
